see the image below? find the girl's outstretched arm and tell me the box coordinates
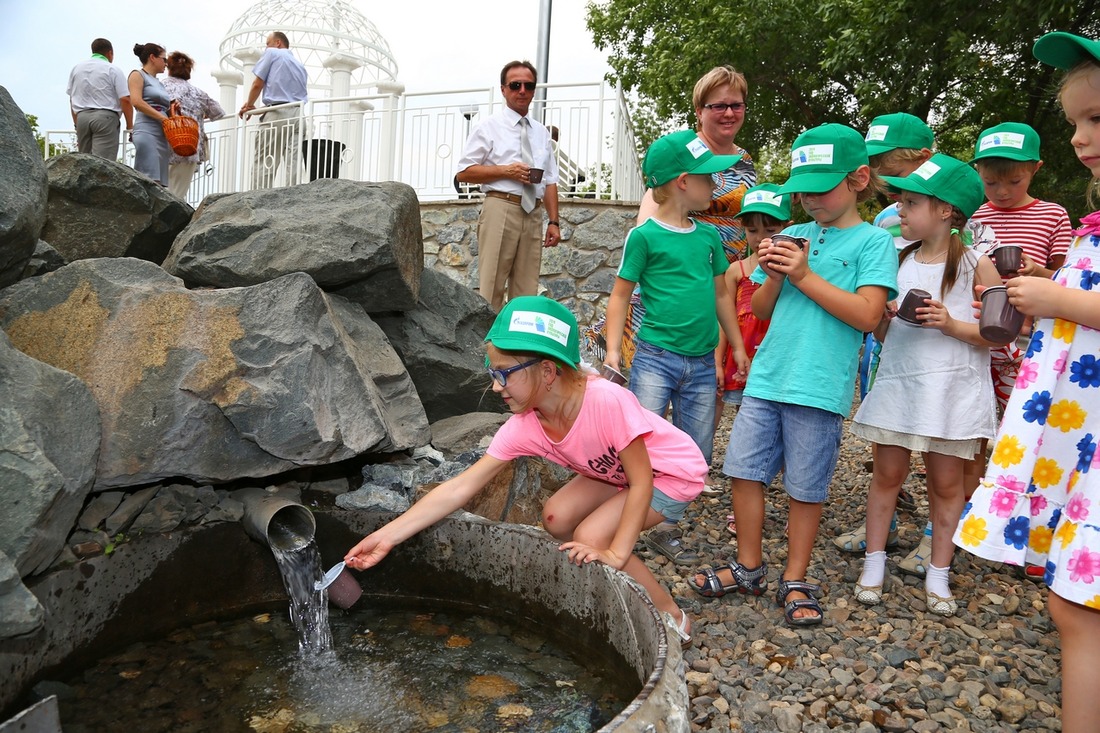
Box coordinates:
[344,454,509,570]
[1007,276,1100,329]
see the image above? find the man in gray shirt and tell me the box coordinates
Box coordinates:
[239,31,309,189]
[67,38,133,160]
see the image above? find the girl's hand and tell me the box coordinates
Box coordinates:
[918,298,952,331]
[344,533,394,571]
[757,238,785,281]
[558,541,627,570]
[1017,253,1043,277]
[1006,275,1064,318]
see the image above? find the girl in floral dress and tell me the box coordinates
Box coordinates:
[953,30,1100,733]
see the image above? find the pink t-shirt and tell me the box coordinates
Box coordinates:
[487,377,707,501]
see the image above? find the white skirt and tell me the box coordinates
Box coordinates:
[850,423,984,460]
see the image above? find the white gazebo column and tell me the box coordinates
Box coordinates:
[347,100,375,180]
[232,48,263,188]
[320,53,364,180]
[210,68,245,195]
[375,81,405,182]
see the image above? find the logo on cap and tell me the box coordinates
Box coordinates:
[911,160,942,180]
[979,132,1026,152]
[744,190,783,207]
[686,137,709,159]
[507,311,571,346]
[865,124,890,142]
[791,144,835,168]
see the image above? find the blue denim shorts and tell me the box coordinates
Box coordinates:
[650,487,691,522]
[722,395,843,503]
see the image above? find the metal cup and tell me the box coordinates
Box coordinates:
[979,285,1025,344]
[991,245,1023,277]
[601,364,627,386]
[771,234,807,250]
[895,288,932,325]
[528,168,544,184]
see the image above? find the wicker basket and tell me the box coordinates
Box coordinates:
[162,113,199,157]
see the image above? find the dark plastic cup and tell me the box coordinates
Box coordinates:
[979,285,1025,344]
[528,168,544,184]
[601,364,627,386]
[896,288,932,325]
[991,245,1023,277]
[771,234,807,250]
[317,561,363,609]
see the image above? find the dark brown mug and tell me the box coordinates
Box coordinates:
[771,234,807,250]
[979,285,1025,344]
[896,288,932,324]
[601,364,627,386]
[991,245,1023,277]
[528,168,544,184]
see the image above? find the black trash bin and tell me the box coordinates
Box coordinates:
[302,139,346,181]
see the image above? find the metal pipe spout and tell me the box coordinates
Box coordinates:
[236,488,316,552]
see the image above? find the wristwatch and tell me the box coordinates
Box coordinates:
[547,220,560,226]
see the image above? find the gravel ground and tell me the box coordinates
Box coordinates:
[639,400,1062,733]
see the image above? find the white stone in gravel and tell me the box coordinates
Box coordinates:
[986,593,1005,604]
[960,623,988,639]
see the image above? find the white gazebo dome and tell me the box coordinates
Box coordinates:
[219,0,398,95]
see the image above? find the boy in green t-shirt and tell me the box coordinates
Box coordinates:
[603,130,749,562]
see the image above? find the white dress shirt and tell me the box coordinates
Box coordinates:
[67,56,129,113]
[456,106,559,198]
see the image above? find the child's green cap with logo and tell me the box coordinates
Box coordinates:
[485,296,580,366]
[972,122,1041,163]
[643,129,743,189]
[779,123,869,194]
[882,153,985,218]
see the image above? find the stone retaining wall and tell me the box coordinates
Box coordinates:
[419,199,639,331]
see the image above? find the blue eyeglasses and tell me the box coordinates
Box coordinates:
[487,358,540,387]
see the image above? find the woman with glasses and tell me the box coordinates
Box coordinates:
[128,42,175,185]
[345,296,707,649]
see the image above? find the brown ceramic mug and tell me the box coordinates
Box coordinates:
[771,234,807,250]
[896,288,932,325]
[601,364,627,386]
[528,168,544,184]
[979,285,1025,344]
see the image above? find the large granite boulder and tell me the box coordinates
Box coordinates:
[163,179,423,311]
[0,329,100,576]
[0,258,430,489]
[0,86,48,288]
[41,153,193,264]
[374,268,506,422]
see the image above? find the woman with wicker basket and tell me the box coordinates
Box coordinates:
[162,52,225,200]
[128,42,175,186]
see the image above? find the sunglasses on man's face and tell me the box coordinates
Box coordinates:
[507,81,537,92]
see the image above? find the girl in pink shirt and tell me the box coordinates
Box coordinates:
[345,296,706,647]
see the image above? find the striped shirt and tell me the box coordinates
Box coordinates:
[972,199,1072,268]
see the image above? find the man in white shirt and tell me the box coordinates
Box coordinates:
[67,38,133,160]
[456,61,561,311]
[239,31,309,189]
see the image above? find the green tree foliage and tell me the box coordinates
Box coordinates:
[587,0,1100,219]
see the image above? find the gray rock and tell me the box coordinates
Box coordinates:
[76,492,124,532]
[41,153,193,264]
[164,180,423,312]
[0,330,99,576]
[429,412,508,457]
[374,267,506,421]
[0,549,43,637]
[336,484,410,513]
[104,486,159,535]
[20,240,67,279]
[0,86,48,288]
[0,259,428,488]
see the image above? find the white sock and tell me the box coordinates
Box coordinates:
[860,550,887,587]
[925,562,951,598]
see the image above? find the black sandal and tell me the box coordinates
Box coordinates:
[690,561,768,598]
[776,578,823,627]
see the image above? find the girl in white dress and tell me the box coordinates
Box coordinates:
[850,154,1002,615]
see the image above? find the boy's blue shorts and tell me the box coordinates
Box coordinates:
[722,395,843,503]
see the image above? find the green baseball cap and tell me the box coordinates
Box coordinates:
[643,129,742,188]
[972,122,1041,162]
[864,113,934,155]
[738,183,791,221]
[778,123,869,195]
[485,296,580,366]
[1034,31,1100,70]
[882,153,985,218]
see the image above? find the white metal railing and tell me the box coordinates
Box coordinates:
[44,81,644,207]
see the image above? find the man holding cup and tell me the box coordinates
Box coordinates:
[456,60,560,311]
